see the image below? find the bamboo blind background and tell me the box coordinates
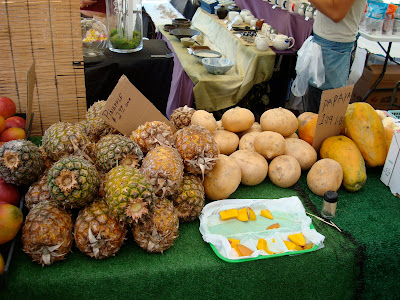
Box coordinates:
[0,0,87,136]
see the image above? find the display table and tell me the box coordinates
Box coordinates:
[84,39,174,115]
[358,29,400,103]
[161,8,276,117]
[2,165,400,299]
[235,0,313,50]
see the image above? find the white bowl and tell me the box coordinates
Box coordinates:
[193,50,222,63]
[202,57,234,75]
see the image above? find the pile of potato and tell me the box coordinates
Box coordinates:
[190,106,339,200]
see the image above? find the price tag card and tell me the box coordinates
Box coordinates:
[312,85,354,151]
[100,75,174,136]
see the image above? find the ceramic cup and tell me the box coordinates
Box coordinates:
[279,0,288,10]
[250,19,257,27]
[298,2,309,16]
[240,9,252,19]
[255,19,264,29]
[232,16,244,25]
[245,15,256,24]
[261,23,271,35]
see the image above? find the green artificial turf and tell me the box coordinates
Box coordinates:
[0,175,360,300]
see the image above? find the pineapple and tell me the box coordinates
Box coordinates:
[95,134,143,173]
[105,165,155,223]
[0,139,44,186]
[25,171,53,210]
[42,122,94,162]
[22,201,73,266]
[169,105,196,130]
[140,146,184,198]
[47,156,100,209]
[130,121,174,153]
[74,199,127,259]
[174,125,219,176]
[133,199,179,253]
[172,174,205,222]
[84,100,119,142]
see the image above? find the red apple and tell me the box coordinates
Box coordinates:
[0,128,26,142]
[0,97,16,119]
[0,178,20,206]
[5,116,26,130]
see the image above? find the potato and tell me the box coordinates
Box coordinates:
[260,107,298,137]
[221,107,255,132]
[307,158,343,196]
[285,132,298,139]
[284,138,317,170]
[230,150,268,186]
[204,154,242,200]
[254,131,285,160]
[268,155,301,188]
[239,132,261,152]
[237,122,262,138]
[216,120,224,130]
[212,130,239,155]
[191,110,217,133]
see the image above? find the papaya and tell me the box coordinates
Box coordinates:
[320,135,367,192]
[298,113,318,145]
[343,102,387,167]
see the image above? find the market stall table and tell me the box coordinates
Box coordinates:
[161,8,276,117]
[235,0,314,50]
[358,29,400,104]
[84,39,174,115]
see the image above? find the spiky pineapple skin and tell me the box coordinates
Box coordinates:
[74,199,127,259]
[140,146,184,198]
[0,139,44,186]
[173,174,205,222]
[25,171,53,210]
[130,121,174,153]
[22,201,73,266]
[133,199,179,253]
[85,100,119,142]
[174,125,219,175]
[42,122,93,161]
[47,156,100,209]
[105,165,154,223]
[95,134,143,173]
[170,105,196,130]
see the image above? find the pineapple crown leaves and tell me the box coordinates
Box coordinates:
[2,150,22,170]
[87,225,106,258]
[125,198,149,223]
[24,242,65,266]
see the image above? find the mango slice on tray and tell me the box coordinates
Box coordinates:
[219,208,238,220]
[236,207,249,222]
[248,207,257,221]
[260,209,273,219]
[288,232,306,247]
[284,240,303,251]
[257,238,275,255]
[234,244,254,257]
[266,223,280,230]
[228,238,240,248]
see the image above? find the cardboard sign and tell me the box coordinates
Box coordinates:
[100,75,174,136]
[312,85,354,151]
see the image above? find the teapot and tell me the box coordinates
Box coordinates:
[255,33,270,51]
[270,34,295,50]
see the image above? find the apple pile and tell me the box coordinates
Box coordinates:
[0,96,26,146]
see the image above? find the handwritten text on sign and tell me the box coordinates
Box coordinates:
[101,93,132,123]
[312,85,354,151]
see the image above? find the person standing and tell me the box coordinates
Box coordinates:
[299,0,367,112]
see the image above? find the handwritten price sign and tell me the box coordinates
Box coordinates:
[100,75,173,136]
[312,85,354,151]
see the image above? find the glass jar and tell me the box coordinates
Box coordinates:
[81,18,108,57]
[321,191,338,219]
[106,0,143,53]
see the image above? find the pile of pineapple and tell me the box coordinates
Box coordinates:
[0,102,216,266]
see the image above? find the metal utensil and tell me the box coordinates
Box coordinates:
[151,53,174,58]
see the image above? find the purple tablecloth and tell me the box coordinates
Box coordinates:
[235,0,313,50]
[162,34,195,118]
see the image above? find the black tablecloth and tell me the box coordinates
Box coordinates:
[84,39,174,116]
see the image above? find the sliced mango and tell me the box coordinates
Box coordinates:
[236,207,249,222]
[248,207,257,221]
[228,238,240,248]
[266,223,280,230]
[288,232,306,247]
[219,209,238,220]
[257,238,275,255]
[234,244,254,257]
[260,209,273,219]
[302,242,314,250]
[284,240,303,251]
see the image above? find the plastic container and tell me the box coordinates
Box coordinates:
[388,110,400,119]
[321,191,338,219]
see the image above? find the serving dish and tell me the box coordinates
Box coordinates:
[170,28,200,40]
[202,57,234,75]
[193,49,222,63]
